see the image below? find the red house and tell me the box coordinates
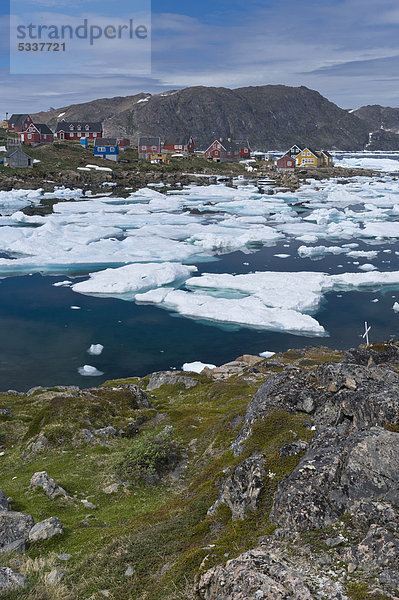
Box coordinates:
[163,136,195,154]
[8,114,33,132]
[117,138,131,150]
[234,139,251,159]
[18,122,54,146]
[276,155,296,172]
[55,121,102,140]
[138,136,161,160]
[204,139,241,162]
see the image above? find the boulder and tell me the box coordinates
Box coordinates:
[208,455,266,520]
[28,517,63,542]
[45,568,64,585]
[0,567,29,591]
[270,426,399,530]
[0,489,8,511]
[146,371,198,391]
[0,511,35,553]
[198,548,314,600]
[0,408,12,417]
[94,426,118,438]
[30,471,69,500]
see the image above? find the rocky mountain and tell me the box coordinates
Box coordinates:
[32,84,372,150]
[351,104,399,150]
[0,341,398,599]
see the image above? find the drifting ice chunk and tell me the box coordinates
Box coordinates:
[182,362,217,373]
[393,302,399,313]
[53,280,72,287]
[78,365,104,376]
[88,344,104,356]
[72,263,197,299]
[358,264,377,272]
[136,288,326,336]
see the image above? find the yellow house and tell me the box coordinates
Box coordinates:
[318,150,334,167]
[296,148,322,168]
[149,153,170,164]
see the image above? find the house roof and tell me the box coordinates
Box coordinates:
[163,137,192,146]
[320,150,332,157]
[95,138,118,146]
[4,148,30,158]
[9,114,30,126]
[139,137,161,146]
[33,123,53,135]
[301,147,319,158]
[56,122,102,133]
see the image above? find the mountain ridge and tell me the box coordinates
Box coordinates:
[31,84,379,151]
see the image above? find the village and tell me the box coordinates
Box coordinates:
[0,113,335,172]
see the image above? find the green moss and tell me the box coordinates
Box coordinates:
[347,582,392,600]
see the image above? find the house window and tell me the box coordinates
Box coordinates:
[78,133,81,137]
[97,147,106,152]
[85,125,90,130]
[142,146,147,150]
[110,147,115,152]
[69,125,74,130]
[43,135,47,139]
[93,133,97,137]
[152,146,157,150]
[77,125,81,130]
[28,134,32,139]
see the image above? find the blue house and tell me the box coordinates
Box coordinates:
[94,137,119,162]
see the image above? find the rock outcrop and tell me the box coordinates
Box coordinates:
[30,471,70,500]
[28,517,63,542]
[208,455,266,520]
[0,511,35,553]
[0,567,29,591]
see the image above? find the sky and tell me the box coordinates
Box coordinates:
[1,0,399,115]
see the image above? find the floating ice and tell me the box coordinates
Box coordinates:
[358,264,377,271]
[53,280,72,287]
[70,306,81,310]
[88,344,104,356]
[393,302,399,313]
[182,361,216,373]
[78,365,104,376]
[259,351,276,358]
[72,263,197,299]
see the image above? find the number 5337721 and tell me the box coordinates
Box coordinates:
[18,43,66,52]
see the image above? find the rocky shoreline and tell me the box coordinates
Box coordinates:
[0,342,398,599]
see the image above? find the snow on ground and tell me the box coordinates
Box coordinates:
[0,171,399,335]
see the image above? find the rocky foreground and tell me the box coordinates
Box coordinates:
[0,343,398,599]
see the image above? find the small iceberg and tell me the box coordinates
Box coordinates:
[87,344,104,356]
[78,365,104,376]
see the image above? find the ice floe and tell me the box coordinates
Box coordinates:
[72,263,197,299]
[78,365,104,376]
[88,344,104,356]
[182,361,216,373]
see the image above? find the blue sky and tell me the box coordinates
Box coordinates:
[1,0,399,115]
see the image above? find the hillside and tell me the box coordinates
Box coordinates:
[351,104,399,150]
[32,84,371,151]
[0,341,398,599]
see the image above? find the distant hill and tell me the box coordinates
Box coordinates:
[31,84,375,151]
[350,104,399,150]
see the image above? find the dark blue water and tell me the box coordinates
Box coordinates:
[0,237,398,392]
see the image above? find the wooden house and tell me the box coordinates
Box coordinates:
[204,139,241,162]
[138,137,161,160]
[234,140,251,159]
[3,148,33,168]
[18,123,54,145]
[276,155,296,172]
[284,145,303,159]
[117,138,131,151]
[318,150,334,167]
[8,114,33,132]
[295,148,322,168]
[55,121,102,141]
[163,136,195,154]
[94,138,119,161]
